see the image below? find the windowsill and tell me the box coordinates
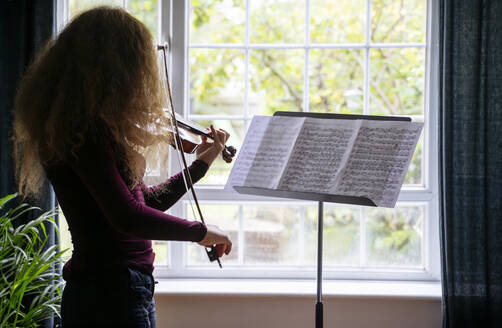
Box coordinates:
[154,279,442,300]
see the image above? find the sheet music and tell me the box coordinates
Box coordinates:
[332,120,423,207]
[224,116,305,190]
[277,118,361,193]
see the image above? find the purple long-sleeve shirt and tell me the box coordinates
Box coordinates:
[45,135,208,281]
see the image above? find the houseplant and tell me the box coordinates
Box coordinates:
[0,193,65,327]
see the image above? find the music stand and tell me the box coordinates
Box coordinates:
[234,111,411,328]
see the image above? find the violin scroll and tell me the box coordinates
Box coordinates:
[222,145,237,162]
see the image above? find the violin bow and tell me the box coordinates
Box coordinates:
[158,44,222,268]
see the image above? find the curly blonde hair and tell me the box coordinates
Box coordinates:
[13,7,171,198]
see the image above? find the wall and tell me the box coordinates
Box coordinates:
[154,294,441,328]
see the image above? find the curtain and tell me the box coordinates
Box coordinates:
[439,1,502,327]
[0,1,58,327]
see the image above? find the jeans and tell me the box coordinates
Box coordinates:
[61,267,156,328]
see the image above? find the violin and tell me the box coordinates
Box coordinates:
[158,44,234,268]
[167,112,237,163]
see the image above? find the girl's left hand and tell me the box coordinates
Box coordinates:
[196,125,230,166]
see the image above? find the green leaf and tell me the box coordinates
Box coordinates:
[0,194,17,209]
[0,194,63,327]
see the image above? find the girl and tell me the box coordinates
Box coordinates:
[12,7,232,328]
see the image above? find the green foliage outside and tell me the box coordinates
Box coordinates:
[187,203,422,268]
[366,206,422,266]
[0,194,66,327]
[305,206,361,266]
[69,0,158,38]
[66,0,426,268]
[189,0,425,185]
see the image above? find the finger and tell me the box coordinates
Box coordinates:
[216,129,228,144]
[219,128,230,142]
[226,241,232,255]
[216,130,226,146]
[210,125,219,143]
[215,244,225,258]
[213,127,224,146]
[216,129,228,145]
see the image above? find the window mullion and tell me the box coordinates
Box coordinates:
[238,205,244,265]
[363,0,371,115]
[170,0,188,116]
[425,0,440,280]
[188,43,425,49]
[359,207,367,268]
[244,0,250,121]
[303,0,310,112]
[159,0,170,46]
[299,206,305,265]
[168,202,185,273]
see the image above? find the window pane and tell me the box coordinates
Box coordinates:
[370,48,425,116]
[250,0,305,44]
[189,49,245,115]
[371,0,426,43]
[188,119,245,185]
[249,49,304,115]
[403,129,423,185]
[68,0,122,19]
[152,241,168,266]
[127,0,158,39]
[366,205,423,267]
[186,203,239,266]
[243,204,301,265]
[310,0,365,43]
[58,208,73,262]
[305,205,360,266]
[190,0,245,44]
[309,49,364,114]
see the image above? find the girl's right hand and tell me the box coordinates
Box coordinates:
[198,224,232,257]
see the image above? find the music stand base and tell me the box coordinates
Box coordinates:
[316,301,323,328]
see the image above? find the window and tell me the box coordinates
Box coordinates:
[57,0,439,281]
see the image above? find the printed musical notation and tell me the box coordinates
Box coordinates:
[225,116,423,208]
[243,117,305,189]
[224,116,305,191]
[333,121,422,207]
[278,119,360,193]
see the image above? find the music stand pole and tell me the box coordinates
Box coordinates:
[316,201,323,328]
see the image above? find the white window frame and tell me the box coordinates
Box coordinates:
[160,0,440,282]
[57,0,440,282]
